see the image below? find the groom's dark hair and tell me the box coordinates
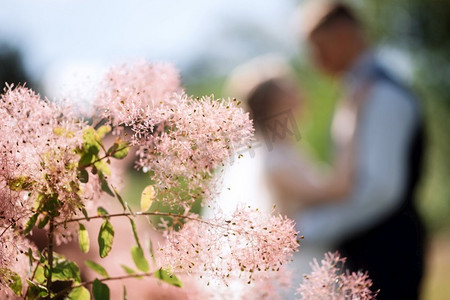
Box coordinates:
[308,2,361,36]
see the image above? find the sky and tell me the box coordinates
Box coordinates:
[0,0,298,98]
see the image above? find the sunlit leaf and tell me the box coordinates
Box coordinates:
[26,279,48,298]
[140,185,155,212]
[7,271,22,295]
[153,268,183,288]
[52,258,82,283]
[8,176,31,191]
[78,223,90,253]
[131,245,149,273]
[24,213,38,235]
[37,215,49,229]
[98,221,114,258]
[111,140,129,159]
[96,125,112,139]
[85,260,109,278]
[128,218,141,249]
[113,188,126,211]
[120,265,136,276]
[68,286,90,300]
[97,206,109,217]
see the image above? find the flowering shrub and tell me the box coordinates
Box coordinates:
[0,61,374,299]
[297,252,377,300]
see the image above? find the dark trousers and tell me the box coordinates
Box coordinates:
[337,207,425,300]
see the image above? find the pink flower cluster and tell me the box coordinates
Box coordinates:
[136,94,254,206]
[95,61,181,128]
[297,252,376,300]
[158,207,299,288]
[0,86,104,239]
[96,61,254,207]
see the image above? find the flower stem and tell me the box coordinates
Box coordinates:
[51,272,154,299]
[46,217,55,299]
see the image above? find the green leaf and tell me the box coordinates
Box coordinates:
[93,279,110,300]
[26,279,48,298]
[110,139,129,159]
[52,258,82,283]
[99,173,114,197]
[126,203,136,217]
[8,176,31,191]
[131,245,149,273]
[79,152,94,168]
[128,218,141,249]
[82,127,101,155]
[37,215,49,229]
[113,188,126,211]
[68,286,90,300]
[153,268,183,288]
[34,265,45,283]
[85,260,109,278]
[27,248,34,273]
[24,213,39,235]
[81,207,90,221]
[94,160,111,176]
[96,125,112,139]
[98,221,114,258]
[7,271,22,295]
[77,169,89,183]
[78,223,90,253]
[106,143,119,156]
[120,265,136,275]
[140,185,155,212]
[97,206,109,217]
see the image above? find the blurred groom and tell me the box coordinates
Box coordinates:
[295,2,425,299]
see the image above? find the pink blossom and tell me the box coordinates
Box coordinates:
[0,86,104,241]
[158,207,299,289]
[95,61,181,127]
[135,94,254,207]
[297,252,376,300]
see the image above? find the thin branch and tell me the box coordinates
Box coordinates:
[45,218,55,300]
[51,272,154,299]
[55,211,213,227]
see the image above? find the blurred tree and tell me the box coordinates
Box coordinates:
[0,43,33,90]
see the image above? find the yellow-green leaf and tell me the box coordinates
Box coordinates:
[140,185,155,212]
[68,286,90,300]
[24,213,38,235]
[96,125,112,139]
[98,221,114,258]
[154,268,183,287]
[85,260,109,278]
[78,223,90,253]
[131,245,149,273]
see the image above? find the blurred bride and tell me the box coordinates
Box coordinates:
[209,56,333,297]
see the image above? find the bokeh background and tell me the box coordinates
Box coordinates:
[1,0,449,298]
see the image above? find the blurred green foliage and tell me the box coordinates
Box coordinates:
[356,0,450,231]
